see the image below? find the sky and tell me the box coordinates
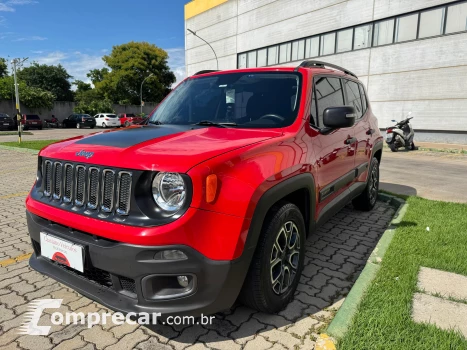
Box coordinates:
[0,0,187,85]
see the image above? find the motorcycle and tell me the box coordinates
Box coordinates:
[386,112,416,152]
[44,118,60,128]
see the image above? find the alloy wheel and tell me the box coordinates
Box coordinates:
[270,221,301,295]
[369,165,379,204]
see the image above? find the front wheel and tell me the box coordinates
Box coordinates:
[124,121,130,127]
[389,143,398,152]
[352,157,379,211]
[239,202,305,313]
[102,123,106,128]
[76,123,81,129]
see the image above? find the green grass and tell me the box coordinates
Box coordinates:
[339,196,467,349]
[0,140,59,150]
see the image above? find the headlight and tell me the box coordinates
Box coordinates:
[152,172,186,212]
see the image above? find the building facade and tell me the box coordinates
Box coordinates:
[184,0,467,143]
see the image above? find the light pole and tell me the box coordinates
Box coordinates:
[187,28,219,70]
[11,57,28,143]
[140,73,154,114]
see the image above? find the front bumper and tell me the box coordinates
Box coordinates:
[27,210,250,317]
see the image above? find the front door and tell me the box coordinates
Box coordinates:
[311,76,356,217]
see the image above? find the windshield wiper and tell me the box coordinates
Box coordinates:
[148,120,163,125]
[193,120,237,128]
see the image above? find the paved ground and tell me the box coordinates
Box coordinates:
[0,128,104,142]
[413,267,467,337]
[0,147,396,350]
[380,150,467,203]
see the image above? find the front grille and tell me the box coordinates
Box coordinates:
[87,167,100,209]
[44,161,52,196]
[119,276,136,294]
[53,163,62,199]
[52,260,113,288]
[42,160,132,215]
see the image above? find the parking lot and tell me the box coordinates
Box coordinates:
[0,135,398,349]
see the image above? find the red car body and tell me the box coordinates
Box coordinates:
[118,113,143,127]
[22,114,43,130]
[26,64,383,317]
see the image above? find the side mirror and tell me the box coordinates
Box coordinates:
[323,106,356,129]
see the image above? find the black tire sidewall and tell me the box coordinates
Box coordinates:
[367,158,379,206]
[258,204,306,311]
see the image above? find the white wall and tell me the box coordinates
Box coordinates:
[185,0,467,136]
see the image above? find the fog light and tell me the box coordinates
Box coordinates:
[154,250,188,260]
[177,275,189,288]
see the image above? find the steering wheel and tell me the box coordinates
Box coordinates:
[259,114,285,123]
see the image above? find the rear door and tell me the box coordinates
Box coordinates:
[312,75,356,208]
[343,79,370,179]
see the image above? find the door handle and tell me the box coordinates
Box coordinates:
[345,137,357,145]
[366,128,375,135]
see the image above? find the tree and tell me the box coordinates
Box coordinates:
[87,68,109,85]
[0,58,8,78]
[17,62,74,101]
[74,99,114,116]
[0,76,54,109]
[72,80,92,93]
[95,42,175,105]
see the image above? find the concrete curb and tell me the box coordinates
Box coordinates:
[0,144,39,154]
[323,193,408,342]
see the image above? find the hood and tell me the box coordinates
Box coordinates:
[39,125,282,172]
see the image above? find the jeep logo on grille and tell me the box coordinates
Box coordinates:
[75,150,94,159]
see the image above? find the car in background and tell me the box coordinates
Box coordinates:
[94,113,120,128]
[22,114,43,130]
[62,114,96,129]
[0,113,15,131]
[118,113,143,127]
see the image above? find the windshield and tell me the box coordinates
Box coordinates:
[105,114,117,118]
[148,72,302,128]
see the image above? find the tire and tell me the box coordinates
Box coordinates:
[239,202,306,313]
[352,157,379,211]
[124,121,130,127]
[102,123,106,128]
[90,126,95,129]
[76,123,81,129]
[389,143,398,152]
[38,127,42,130]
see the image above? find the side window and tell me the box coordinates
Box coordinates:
[310,88,317,126]
[344,80,363,119]
[314,77,345,126]
[359,84,368,115]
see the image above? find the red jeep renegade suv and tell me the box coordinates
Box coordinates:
[26,61,383,317]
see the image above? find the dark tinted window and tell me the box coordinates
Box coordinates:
[26,115,40,120]
[344,80,363,118]
[126,114,136,118]
[314,77,345,126]
[149,72,302,128]
[359,84,368,115]
[106,114,117,118]
[310,88,317,126]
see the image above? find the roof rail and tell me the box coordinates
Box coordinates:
[193,70,220,76]
[294,60,358,78]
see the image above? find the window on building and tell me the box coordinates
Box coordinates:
[446,2,467,34]
[374,19,395,46]
[305,36,320,58]
[257,48,267,67]
[247,51,257,68]
[344,80,363,118]
[419,8,445,38]
[314,77,344,126]
[291,39,305,61]
[320,33,336,56]
[354,24,373,50]
[238,53,247,69]
[359,84,368,115]
[267,46,278,65]
[279,42,291,63]
[395,13,418,42]
[337,28,353,53]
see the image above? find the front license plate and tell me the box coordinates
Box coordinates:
[40,232,84,272]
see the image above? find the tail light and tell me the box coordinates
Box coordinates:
[105,118,109,121]
[82,117,85,122]
[386,129,393,133]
